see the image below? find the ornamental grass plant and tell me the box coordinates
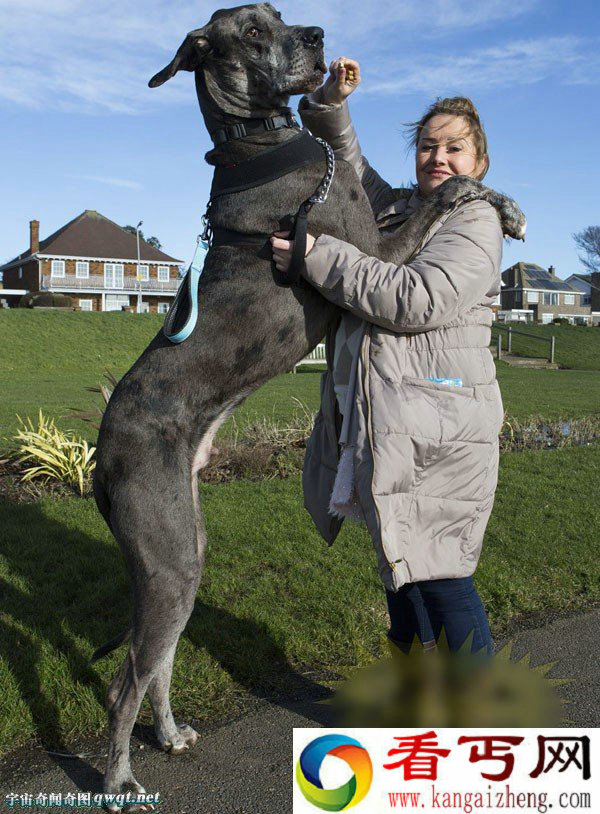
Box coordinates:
[11,409,96,496]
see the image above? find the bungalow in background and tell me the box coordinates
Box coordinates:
[499,262,600,325]
[0,211,183,313]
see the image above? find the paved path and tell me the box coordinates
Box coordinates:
[0,608,598,813]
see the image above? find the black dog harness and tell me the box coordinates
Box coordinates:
[202,124,335,286]
[163,115,335,343]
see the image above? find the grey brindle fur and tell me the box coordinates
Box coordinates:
[91,3,525,809]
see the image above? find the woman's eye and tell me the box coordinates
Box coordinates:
[247,27,261,37]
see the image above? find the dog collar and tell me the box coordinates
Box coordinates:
[209,111,300,145]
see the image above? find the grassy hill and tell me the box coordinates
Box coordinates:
[1,310,599,455]
[491,321,600,370]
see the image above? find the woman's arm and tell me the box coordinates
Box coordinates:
[274,201,503,333]
[298,59,398,217]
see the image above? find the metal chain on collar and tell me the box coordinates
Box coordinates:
[200,201,213,246]
[307,135,335,206]
[199,132,335,249]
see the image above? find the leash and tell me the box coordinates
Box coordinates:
[162,235,207,343]
[163,128,335,344]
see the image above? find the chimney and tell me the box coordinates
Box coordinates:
[30,220,39,254]
[548,265,556,277]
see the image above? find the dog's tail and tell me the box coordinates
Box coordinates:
[90,627,132,664]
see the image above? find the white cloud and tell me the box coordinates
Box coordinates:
[0,0,596,114]
[75,174,143,189]
[360,37,600,97]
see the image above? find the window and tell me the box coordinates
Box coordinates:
[79,299,93,311]
[105,294,130,312]
[76,261,89,278]
[514,290,522,304]
[157,302,170,314]
[541,313,553,324]
[51,260,65,277]
[137,264,149,281]
[543,292,558,305]
[104,263,124,288]
[157,266,169,282]
[18,267,23,279]
[564,294,575,305]
[527,291,539,303]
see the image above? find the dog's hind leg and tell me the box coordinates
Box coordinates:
[146,642,198,754]
[102,469,205,812]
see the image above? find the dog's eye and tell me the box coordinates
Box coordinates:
[246,27,261,37]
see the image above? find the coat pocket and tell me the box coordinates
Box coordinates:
[372,375,500,503]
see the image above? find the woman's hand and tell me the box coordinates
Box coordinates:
[320,57,361,105]
[270,230,316,274]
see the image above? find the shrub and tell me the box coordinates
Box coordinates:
[12,409,96,495]
[552,317,569,325]
[18,292,73,308]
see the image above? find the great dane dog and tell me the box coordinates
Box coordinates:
[91,3,525,809]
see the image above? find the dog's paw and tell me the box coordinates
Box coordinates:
[497,195,527,241]
[102,779,155,813]
[160,723,199,755]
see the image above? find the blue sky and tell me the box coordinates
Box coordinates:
[1,0,599,277]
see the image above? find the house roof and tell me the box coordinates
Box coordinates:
[502,262,580,292]
[0,210,182,270]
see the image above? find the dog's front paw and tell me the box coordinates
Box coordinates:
[496,195,527,241]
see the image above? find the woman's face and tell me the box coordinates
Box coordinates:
[416,114,487,196]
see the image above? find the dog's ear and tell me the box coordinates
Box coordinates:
[148,28,211,88]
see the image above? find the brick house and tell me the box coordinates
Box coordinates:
[500,262,594,324]
[0,211,183,313]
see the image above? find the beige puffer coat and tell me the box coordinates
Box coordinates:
[298,92,507,592]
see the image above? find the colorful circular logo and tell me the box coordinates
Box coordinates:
[295,734,373,811]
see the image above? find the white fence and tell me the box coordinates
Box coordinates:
[292,342,326,373]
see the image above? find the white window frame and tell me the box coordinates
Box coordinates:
[563,294,575,305]
[541,313,553,324]
[79,299,93,311]
[105,293,130,312]
[157,302,170,314]
[51,260,65,277]
[527,291,539,303]
[157,266,169,282]
[76,261,89,279]
[104,262,124,289]
[137,264,149,282]
[543,292,558,305]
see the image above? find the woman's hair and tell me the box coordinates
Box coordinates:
[406,97,489,180]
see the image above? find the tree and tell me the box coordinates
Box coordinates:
[122,225,162,250]
[573,226,600,273]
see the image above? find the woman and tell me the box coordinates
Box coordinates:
[271,58,509,656]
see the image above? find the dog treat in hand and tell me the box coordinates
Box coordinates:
[344,65,357,83]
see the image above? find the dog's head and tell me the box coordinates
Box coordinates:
[149,3,325,116]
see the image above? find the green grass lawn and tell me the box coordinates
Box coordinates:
[491,321,600,369]
[0,444,598,753]
[1,311,599,455]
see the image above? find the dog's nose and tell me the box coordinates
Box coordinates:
[301,26,324,46]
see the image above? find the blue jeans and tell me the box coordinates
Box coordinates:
[385,576,494,656]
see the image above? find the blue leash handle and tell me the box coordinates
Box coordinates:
[163,238,207,344]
